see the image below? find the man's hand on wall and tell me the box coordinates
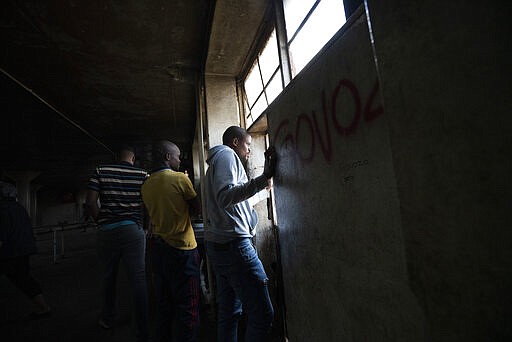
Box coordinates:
[263,146,277,179]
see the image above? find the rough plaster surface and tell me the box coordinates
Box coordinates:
[266,13,424,341]
[368,0,512,340]
[246,134,281,323]
[205,75,240,148]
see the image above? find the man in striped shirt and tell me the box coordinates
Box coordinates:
[86,145,149,342]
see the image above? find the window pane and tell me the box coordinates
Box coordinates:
[250,95,268,120]
[243,97,254,128]
[258,29,279,84]
[246,112,254,128]
[265,69,282,104]
[244,96,250,115]
[244,62,263,105]
[288,0,346,75]
[283,0,318,39]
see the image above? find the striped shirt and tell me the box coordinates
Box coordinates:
[87,162,148,227]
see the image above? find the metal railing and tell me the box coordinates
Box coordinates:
[33,221,97,264]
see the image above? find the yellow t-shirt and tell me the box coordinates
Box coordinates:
[141,169,197,250]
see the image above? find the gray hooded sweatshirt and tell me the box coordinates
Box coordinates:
[204,145,268,243]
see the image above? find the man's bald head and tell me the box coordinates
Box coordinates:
[156,140,178,157]
[155,140,181,170]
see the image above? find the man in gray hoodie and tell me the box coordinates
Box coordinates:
[205,126,277,342]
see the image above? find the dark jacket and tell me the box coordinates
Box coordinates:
[0,198,37,259]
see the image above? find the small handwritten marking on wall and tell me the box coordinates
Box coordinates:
[340,159,369,172]
[273,79,383,164]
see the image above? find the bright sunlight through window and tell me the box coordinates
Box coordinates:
[243,29,281,127]
[284,0,346,76]
[243,0,347,128]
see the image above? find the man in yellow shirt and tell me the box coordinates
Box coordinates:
[141,140,201,342]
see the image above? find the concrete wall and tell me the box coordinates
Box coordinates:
[267,11,425,341]
[264,1,510,341]
[367,0,511,340]
[40,202,78,226]
[246,134,278,311]
[204,74,240,148]
[37,188,80,226]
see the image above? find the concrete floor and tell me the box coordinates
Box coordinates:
[1,226,284,342]
[0,226,219,342]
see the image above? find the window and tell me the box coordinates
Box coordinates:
[284,0,346,76]
[242,1,349,128]
[242,29,282,127]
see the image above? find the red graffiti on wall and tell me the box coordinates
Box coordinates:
[273,78,383,164]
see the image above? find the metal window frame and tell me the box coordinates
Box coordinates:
[286,0,322,46]
[241,25,285,124]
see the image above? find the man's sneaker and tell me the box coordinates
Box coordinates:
[98,318,111,329]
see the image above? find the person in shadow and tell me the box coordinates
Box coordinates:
[0,180,52,319]
[86,145,150,342]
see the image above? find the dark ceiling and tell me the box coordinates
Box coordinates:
[1,0,214,190]
[1,0,271,193]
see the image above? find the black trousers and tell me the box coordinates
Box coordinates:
[149,238,201,342]
[0,255,42,298]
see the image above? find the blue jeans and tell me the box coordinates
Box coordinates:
[149,237,201,342]
[206,238,274,342]
[96,224,149,342]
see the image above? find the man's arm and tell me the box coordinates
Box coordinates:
[181,175,201,217]
[216,147,277,208]
[0,209,11,249]
[142,204,154,238]
[85,189,100,221]
[217,175,268,208]
[187,195,201,217]
[142,204,149,231]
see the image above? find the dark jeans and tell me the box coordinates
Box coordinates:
[149,237,201,342]
[96,224,149,342]
[206,238,274,342]
[0,255,42,298]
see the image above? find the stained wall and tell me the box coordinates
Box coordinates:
[267,10,425,341]
[265,1,510,340]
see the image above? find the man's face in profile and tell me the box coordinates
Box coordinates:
[233,134,252,167]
